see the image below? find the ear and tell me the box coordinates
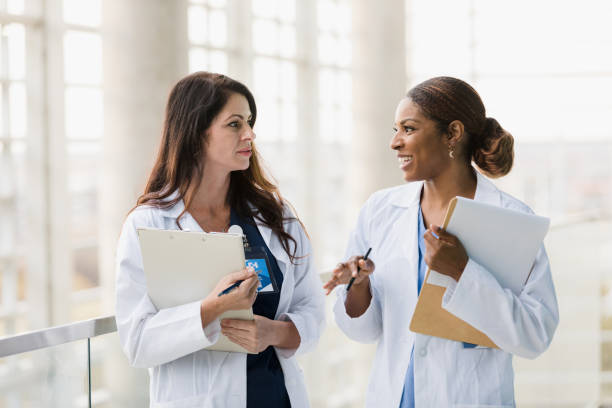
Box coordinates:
[446,120,465,145]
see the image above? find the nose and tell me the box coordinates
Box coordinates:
[243,126,256,142]
[390,130,402,151]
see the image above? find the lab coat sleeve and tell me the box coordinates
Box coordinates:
[114,211,221,368]
[333,196,384,344]
[441,245,559,359]
[276,220,326,359]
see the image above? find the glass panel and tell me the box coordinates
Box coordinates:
[91,332,150,407]
[278,0,295,22]
[4,23,26,80]
[63,31,102,85]
[8,82,26,138]
[207,0,226,7]
[252,0,277,19]
[65,87,103,139]
[253,57,279,98]
[279,102,296,141]
[208,10,227,47]
[253,19,278,55]
[6,0,25,14]
[208,50,227,74]
[189,47,207,73]
[279,24,295,58]
[0,339,89,407]
[63,0,102,27]
[188,6,208,45]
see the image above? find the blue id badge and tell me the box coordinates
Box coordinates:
[244,246,278,294]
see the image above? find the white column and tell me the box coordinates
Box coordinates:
[350,0,407,218]
[100,0,188,311]
[99,1,189,405]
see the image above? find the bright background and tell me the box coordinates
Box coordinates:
[0,0,610,406]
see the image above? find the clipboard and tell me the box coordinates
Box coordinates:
[137,228,255,353]
[409,197,550,348]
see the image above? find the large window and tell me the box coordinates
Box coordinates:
[188,0,228,74]
[407,0,612,405]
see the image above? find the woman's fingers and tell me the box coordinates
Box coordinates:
[229,267,256,283]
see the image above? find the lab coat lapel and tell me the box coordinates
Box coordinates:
[388,182,423,301]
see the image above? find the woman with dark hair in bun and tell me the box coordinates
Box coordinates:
[324,76,558,407]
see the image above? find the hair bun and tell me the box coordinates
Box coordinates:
[472,117,514,178]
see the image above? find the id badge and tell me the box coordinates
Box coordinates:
[244,246,279,294]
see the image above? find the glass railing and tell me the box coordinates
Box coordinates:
[0,316,148,407]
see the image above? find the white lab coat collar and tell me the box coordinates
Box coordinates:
[388,168,502,209]
[156,190,291,267]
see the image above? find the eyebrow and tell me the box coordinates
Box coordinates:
[398,118,420,125]
[226,113,253,121]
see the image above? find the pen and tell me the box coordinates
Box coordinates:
[346,247,372,292]
[218,280,244,297]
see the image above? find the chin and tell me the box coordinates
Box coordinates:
[401,170,423,183]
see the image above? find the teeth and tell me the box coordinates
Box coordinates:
[398,156,413,164]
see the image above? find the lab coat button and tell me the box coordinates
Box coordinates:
[419,348,427,357]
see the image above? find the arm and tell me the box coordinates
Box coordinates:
[331,198,384,344]
[115,213,257,368]
[424,222,559,358]
[442,245,559,358]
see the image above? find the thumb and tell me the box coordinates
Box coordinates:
[232,267,256,281]
[430,225,453,243]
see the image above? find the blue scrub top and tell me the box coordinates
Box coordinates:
[399,206,427,408]
[230,209,291,408]
[399,206,477,407]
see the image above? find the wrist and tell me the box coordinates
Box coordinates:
[352,276,370,291]
[201,297,225,326]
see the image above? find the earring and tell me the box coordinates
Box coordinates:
[448,145,455,159]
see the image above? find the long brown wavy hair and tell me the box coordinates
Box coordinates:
[134,72,300,262]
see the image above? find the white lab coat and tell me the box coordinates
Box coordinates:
[115,195,325,407]
[334,170,559,408]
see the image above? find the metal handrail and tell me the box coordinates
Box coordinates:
[0,315,117,358]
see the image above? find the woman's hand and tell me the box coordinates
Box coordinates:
[221,315,277,354]
[200,268,259,328]
[323,255,375,295]
[424,225,469,281]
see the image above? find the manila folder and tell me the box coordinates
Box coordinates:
[409,196,550,348]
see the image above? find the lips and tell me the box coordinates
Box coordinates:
[398,155,413,169]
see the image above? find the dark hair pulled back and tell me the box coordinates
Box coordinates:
[407,76,514,177]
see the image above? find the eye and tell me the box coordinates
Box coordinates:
[392,127,398,133]
[247,120,254,128]
[404,126,415,133]
[228,121,240,128]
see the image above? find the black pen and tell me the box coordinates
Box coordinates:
[346,247,372,292]
[218,280,244,297]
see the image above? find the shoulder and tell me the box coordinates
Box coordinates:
[498,190,535,215]
[123,204,171,230]
[477,173,535,215]
[362,182,421,218]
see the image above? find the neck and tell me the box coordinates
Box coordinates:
[190,165,231,214]
[422,163,477,213]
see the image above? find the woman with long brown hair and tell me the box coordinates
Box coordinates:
[115,72,324,407]
[323,76,558,407]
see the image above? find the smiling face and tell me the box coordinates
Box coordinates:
[390,98,452,182]
[204,92,255,174]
